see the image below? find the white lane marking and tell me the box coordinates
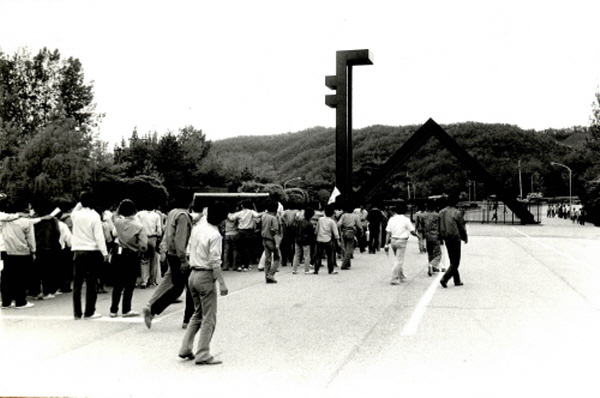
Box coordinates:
[401,273,444,336]
[511,227,597,273]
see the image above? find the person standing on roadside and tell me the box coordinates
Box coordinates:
[439,194,468,288]
[136,205,163,288]
[384,202,418,285]
[143,193,192,328]
[314,204,341,275]
[367,204,385,254]
[338,203,362,270]
[260,201,281,284]
[178,202,229,365]
[71,192,109,320]
[110,199,147,318]
[280,202,299,268]
[228,200,260,272]
[31,201,61,300]
[292,207,315,275]
[414,205,427,254]
[222,202,239,271]
[1,201,36,309]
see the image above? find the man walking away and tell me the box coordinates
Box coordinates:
[384,202,417,285]
[110,199,147,317]
[228,201,260,272]
[71,192,109,319]
[439,194,468,288]
[261,201,281,283]
[293,207,315,274]
[418,199,442,276]
[1,201,36,309]
[314,205,341,275]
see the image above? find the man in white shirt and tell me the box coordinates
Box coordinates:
[70,192,108,320]
[179,202,229,365]
[228,201,260,271]
[384,202,418,285]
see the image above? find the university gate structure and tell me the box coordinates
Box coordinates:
[325,49,536,225]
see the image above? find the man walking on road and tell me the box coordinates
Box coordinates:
[143,194,192,328]
[71,192,109,320]
[439,194,468,288]
[178,202,229,365]
[384,202,418,285]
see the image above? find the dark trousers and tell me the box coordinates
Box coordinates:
[110,250,140,314]
[1,254,31,307]
[58,247,73,292]
[368,224,381,253]
[237,229,255,269]
[31,249,59,296]
[442,239,462,284]
[222,234,238,270]
[73,251,103,318]
[280,227,295,266]
[183,273,194,325]
[315,241,335,274]
[358,227,367,252]
[148,254,187,316]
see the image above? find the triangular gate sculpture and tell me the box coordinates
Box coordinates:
[355,118,537,225]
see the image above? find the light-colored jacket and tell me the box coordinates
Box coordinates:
[2,218,36,256]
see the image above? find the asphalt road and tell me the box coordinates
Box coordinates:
[1,215,599,398]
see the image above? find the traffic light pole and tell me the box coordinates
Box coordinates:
[326,49,373,205]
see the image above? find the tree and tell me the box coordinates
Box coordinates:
[0,47,101,145]
[0,47,104,205]
[113,125,213,196]
[0,115,93,204]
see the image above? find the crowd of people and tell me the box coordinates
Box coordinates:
[546,202,587,225]
[1,190,469,365]
[0,193,165,313]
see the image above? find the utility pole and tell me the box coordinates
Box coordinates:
[518,159,523,199]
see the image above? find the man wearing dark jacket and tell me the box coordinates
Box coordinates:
[143,193,192,328]
[439,194,468,288]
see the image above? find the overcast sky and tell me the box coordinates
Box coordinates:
[1,0,599,146]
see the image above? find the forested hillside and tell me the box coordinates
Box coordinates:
[210,122,581,201]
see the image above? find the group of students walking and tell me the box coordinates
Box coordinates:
[1,190,469,366]
[385,194,468,288]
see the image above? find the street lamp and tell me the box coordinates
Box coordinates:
[283,176,302,189]
[551,161,572,215]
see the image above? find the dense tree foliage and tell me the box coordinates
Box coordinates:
[0,48,101,205]
[113,125,212,206]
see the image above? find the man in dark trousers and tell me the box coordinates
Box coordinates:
[71,192,109,319]
[143,193,192,328]
[439,194,468,288]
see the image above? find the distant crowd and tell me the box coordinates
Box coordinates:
[546,202,587,225]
